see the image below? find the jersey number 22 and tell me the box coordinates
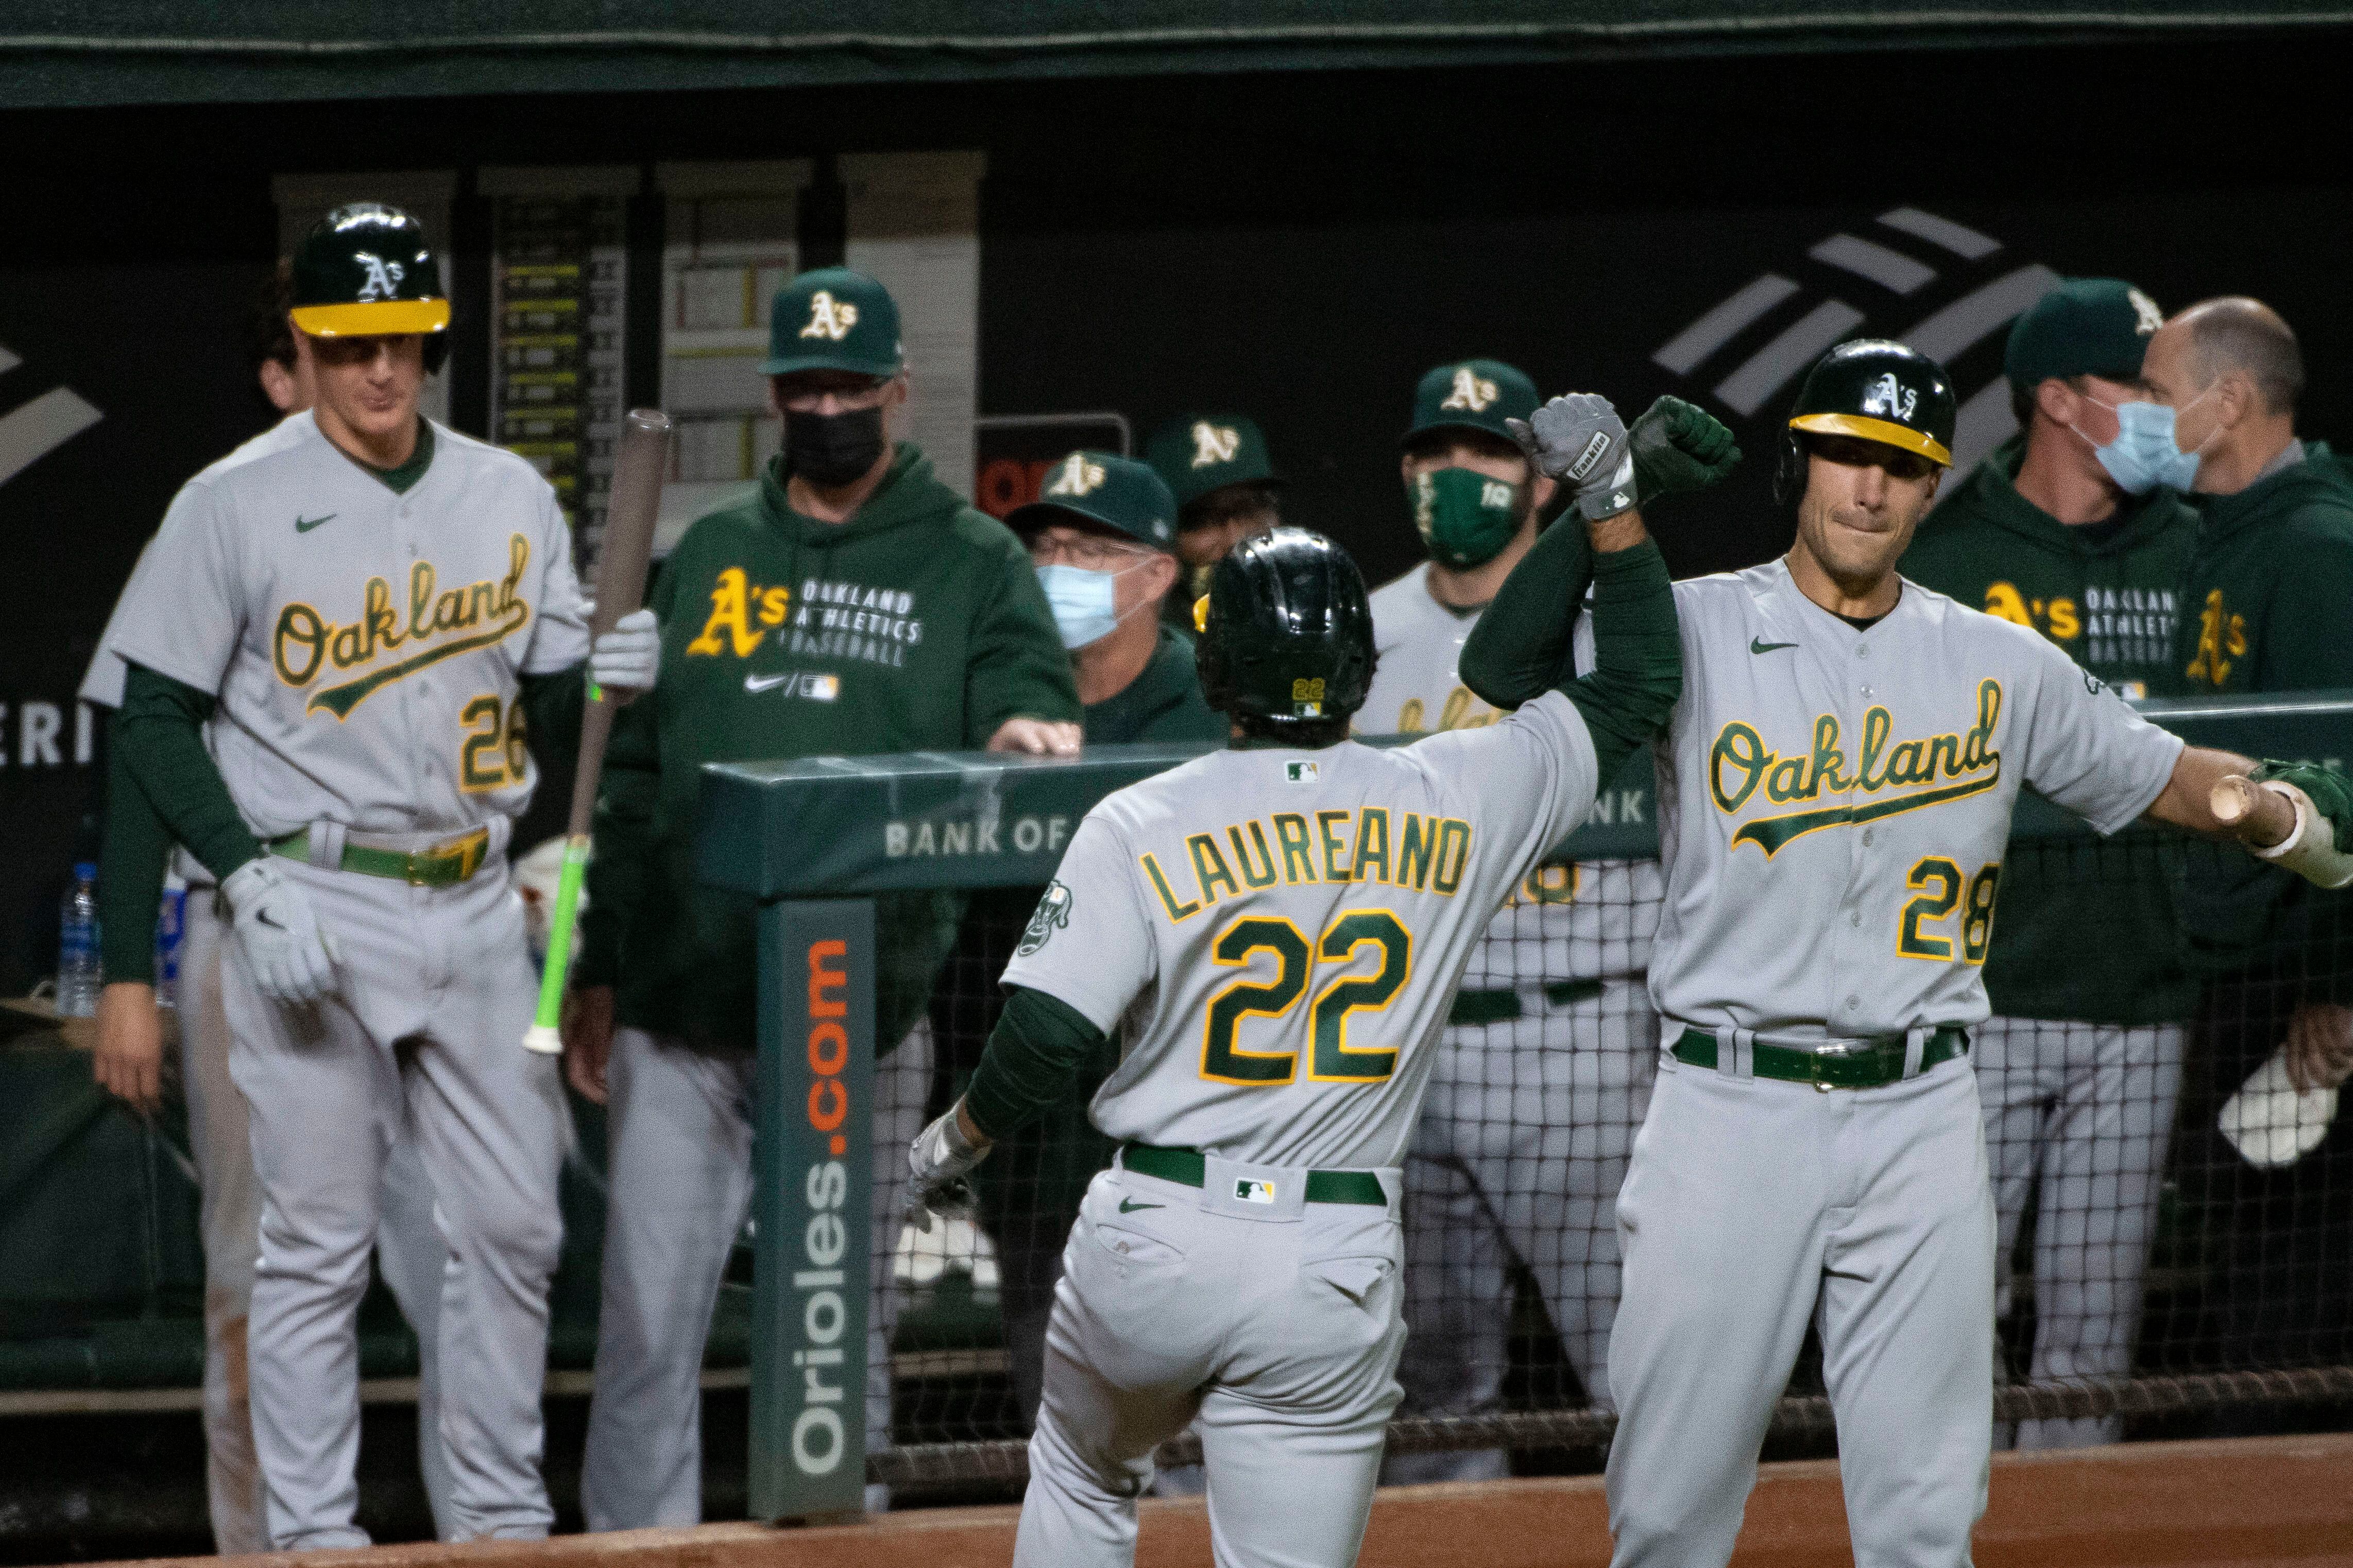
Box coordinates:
[1202,910,1412,1087]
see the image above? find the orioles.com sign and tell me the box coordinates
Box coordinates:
[752,899,875,1521]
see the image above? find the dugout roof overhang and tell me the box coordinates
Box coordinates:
[7,1,2353,110]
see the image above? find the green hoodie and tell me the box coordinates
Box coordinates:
[2159,443,2353,978]
[1900,435,2199,1023]
[584,442,1080,1054]
[2162,441,2353,696]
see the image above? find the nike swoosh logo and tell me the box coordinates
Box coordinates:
[1116,1198,1164,1213]
[1750,639,1799,654]
[255,910,286,931]
[745,671,792,693]
[295,513,336,533]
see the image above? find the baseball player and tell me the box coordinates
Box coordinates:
[1464,340,2345,1568]
[907,408,1686,1568]
[567,266,1080,1527]
[1367,361,1736,1479]
[103,203,658,1549]
[1900,280,2196,1449]
[84,264,461,1549]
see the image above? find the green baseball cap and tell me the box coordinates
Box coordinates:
[1144,415,1281,511]
[2004,278,2164,391]
[760,267,903,377]
[1404,358,1540,445]
[1006,451,1179,553]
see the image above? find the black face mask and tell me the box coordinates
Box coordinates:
[785,406,888,487]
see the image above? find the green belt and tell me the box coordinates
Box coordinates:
[1671,1026,1970,1091]
[1448,976,1611,1027]
[1120,1142,1388,1207]
[269,825,492,888]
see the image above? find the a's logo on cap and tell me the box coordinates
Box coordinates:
[798,289,860,341]
[356,254,405,301]
[1861,372,1919,422]
[2128,287,2163,335]
[1190,421,1241,468]
[1440,366,1499,412]
[1046,452,1106,496]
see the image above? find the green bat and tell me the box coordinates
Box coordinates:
[523,409,671,1054]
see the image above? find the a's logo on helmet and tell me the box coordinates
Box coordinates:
[798,289,860,341]
[1440,366,1499,412]
[2128,287,2163,335]
[1046,452,1107,497]
[1861,372,1919,423]
[1190,421,1241,468]
[355,254,405,301]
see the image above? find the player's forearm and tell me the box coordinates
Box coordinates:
[97,717,174,985]
[962,984,1109,1141]
[1458,504,1591,709]
[1558,534,1681,781]
[115,665,264,882]
[2144,745,2285,841]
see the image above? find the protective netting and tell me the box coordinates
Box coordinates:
[864,828,2353,1494]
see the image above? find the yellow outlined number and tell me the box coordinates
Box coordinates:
[1897,856,2000,964]
[1201,910,1412,1085]
[458,694,530,792]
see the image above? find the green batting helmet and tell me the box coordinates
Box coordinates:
[289,203,450,343]
[1772,339,1956,508]
[1196,526,1375,734]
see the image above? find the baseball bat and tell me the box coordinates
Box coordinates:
[2210,772,2353,889]
[523,408,672,1054]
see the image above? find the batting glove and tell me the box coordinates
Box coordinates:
[1507,392,1638,521]
[223,857,342,1004]
[907,1104,991,1233]
[588,607,660,694]
[1629,395,1742,506]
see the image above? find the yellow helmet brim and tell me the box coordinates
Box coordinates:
[290,298,451,338]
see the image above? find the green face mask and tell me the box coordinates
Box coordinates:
[1408,466,1523,568]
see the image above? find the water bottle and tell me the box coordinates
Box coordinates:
[57,861,101,1019]
[156,876,188,1011]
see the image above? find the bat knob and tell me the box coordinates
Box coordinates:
[2210,774,2263,827]
[522,1023,565,1056]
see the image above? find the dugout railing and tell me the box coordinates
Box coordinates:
[697,692,2353,1521]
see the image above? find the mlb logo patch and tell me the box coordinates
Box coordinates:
[1234,1179,1277,1204]
[806,673,840,701]
[1285,761,1319,784]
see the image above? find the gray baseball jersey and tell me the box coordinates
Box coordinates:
[1001,691,1599,1170]
[1648,559,2183,1041]
[107,411,589,837]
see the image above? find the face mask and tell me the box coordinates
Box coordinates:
[2083,387,2216,495]
[785,405,888,487]
[1037,561,1150,650]
[1408,467,1522,568]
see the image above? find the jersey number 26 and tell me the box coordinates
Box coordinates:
[1202,911,1413,1087]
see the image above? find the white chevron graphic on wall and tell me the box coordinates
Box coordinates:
[0,344,102,487]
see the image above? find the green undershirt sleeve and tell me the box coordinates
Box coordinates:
[115,665,264,883]
[963,985,1111,1141]
[520,663,586,768]
[1555,538,1682,782]
[97,716,174,985]
[1458,512,1594,709]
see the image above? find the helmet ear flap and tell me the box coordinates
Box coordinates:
[1771,426,1808,511]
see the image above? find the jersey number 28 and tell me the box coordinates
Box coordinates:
[1201,911,1413,1087]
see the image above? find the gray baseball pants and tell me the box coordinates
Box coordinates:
[1388,978,1655,1484]
[1606,1045,1994,1568]
[225,858,564,1550]
[579,1020,931,1528]
[1973,1016,2183,1449]
[1016,1157,1406,1568]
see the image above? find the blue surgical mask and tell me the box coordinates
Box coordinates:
[2082,387,2216,495]
[1037,562,1132,649]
